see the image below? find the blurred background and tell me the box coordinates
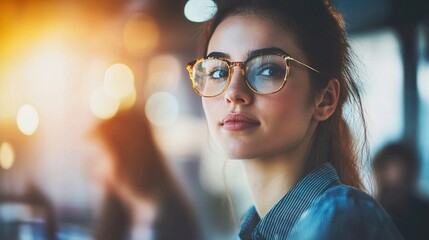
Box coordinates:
[0,0,428,239]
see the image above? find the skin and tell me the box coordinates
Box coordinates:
[203,14,339,217]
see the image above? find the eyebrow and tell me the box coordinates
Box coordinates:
[206,47,288,60]
[206,52,230,59]
[249,47,287,57]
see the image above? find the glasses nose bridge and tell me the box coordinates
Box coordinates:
[229,61,245,76]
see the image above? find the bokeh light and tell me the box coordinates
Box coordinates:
[145,92,179,127]
[123,13,159,57]
[147,54,181,93]
[119,88,137,110]
[0,142,15,170]
[418,63,429,104]
[184,0,217,23]
[90,87,120,119]
[16,104,39,136]
[103,63,135,99]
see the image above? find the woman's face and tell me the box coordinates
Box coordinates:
[203,14,317,159]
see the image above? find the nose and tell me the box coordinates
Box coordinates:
[224,66,253,105]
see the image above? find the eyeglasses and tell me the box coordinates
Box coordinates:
[186,48,320,98]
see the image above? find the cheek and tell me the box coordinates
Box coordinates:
[270,81,313,118]
[264,99,311,130]
[262,84,314,135]
[202,99,220,126]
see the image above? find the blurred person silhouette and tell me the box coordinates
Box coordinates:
[90,109,200,240]
[373,142,429,240]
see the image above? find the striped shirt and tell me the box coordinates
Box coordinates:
[238,163,404,240]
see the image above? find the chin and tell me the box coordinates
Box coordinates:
[222,147,260,160]
[212,134,264,160]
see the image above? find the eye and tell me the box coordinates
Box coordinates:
[259,65,285,77]
[209,69,228,79]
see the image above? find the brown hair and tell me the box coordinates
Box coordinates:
[92,109,200,240]
[200,0,368,189]
[93,109,173,199]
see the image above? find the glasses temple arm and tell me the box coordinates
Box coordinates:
[287,57,320,74]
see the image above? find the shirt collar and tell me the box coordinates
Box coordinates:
[239,163,340,239]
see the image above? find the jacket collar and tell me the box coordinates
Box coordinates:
[239,163,340,239]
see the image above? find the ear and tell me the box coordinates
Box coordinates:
[313,79,340,121]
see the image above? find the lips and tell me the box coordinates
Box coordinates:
[221,113,260,131]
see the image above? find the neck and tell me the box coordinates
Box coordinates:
[242,121,317,218]
[242,153,307,218]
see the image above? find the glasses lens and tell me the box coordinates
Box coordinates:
[192,59,229,97]
[246,55,287,94]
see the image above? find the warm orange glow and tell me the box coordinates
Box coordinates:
[16,104,39,136]
[123,13,159,57]
[0,35,75,121]
[90,87,120,119]
[0,142,15,170]
[0,3,53,66]
[0,76,16,120]
[104,63,135,99]
[148,54,181,75]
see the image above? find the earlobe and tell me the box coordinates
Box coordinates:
[313,79,340,121]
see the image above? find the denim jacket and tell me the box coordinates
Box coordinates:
[238,163,404,240]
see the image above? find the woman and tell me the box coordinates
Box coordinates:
[186,0,403,239]
[91,109,199,240]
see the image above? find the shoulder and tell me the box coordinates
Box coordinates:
[288,185,404,240]
[305,185,393,227]
[315,184,380,209]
